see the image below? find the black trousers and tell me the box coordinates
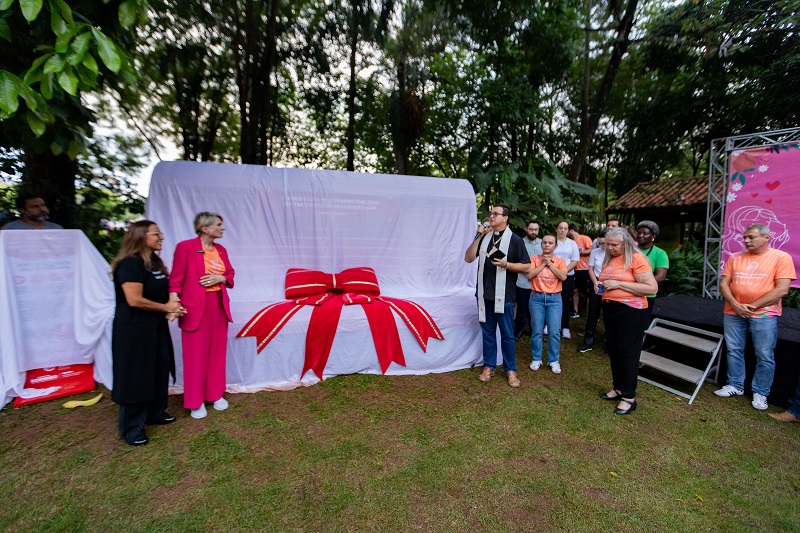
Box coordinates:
[560,275,576,329]
[573,270,591,308]
[118,375,169,445]
[583,291,603,342]
[514,286,532,336]
[603,300,649,398]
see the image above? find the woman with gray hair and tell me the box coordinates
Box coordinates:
[597,227,658,415]
[169,212,236,419]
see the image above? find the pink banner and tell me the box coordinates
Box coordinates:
[721,143,800,288]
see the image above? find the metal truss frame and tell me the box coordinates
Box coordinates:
[703,127,800,299]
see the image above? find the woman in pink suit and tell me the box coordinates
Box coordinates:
[169,212,235,419]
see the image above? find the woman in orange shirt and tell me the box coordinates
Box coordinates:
[598,227,658,415]
[169,212,236,419]
[527,235,568,374]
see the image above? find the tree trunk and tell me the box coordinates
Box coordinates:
[578,0,592,183]
[393,58,408,175]
[567,0,639,182]
[346,2,359,172]
[232,0,280,165]
[22,151,77,228]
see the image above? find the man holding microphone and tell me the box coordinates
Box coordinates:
[465,205,530,387]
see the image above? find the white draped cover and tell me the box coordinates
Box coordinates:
[146,162,483,393]
[0,230,114,407]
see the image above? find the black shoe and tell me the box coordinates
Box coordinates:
[147,413,176,425]
[614,399,637,415]
[600,390,622,401]
[571,311,580,319]
[129,436,149,446]
[578,343,593,353]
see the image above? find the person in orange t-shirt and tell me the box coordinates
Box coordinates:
[714,223,796,411]
[597,228,658,415]
[527,235,568,374]
[569,223,593,318]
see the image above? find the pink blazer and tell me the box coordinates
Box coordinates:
[169,237,235,332]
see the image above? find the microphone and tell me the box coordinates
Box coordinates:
[482,221,490,228]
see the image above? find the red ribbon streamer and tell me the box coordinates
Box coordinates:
[237,268,444,379]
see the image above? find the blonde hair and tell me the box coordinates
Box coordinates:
[602,227,640,271]
[194,211,223,235]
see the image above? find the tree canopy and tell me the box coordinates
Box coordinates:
[1,0,798,237]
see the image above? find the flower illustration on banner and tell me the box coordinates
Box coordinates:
[727,192,737,203]
[758,165,769,173]
[731,182,742,192]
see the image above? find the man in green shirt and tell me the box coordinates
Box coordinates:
[636,220,669,323]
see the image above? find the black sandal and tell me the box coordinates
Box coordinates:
[599,389,622,401]
[614,398,637,415]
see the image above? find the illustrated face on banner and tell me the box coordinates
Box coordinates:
[723,207,789,255]
[721,144,799,289]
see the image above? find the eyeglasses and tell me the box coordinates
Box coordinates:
[147,231,164,237]
[489,211,507,217]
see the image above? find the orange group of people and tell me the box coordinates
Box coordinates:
[109,213,235,446]
[467,207,662,415]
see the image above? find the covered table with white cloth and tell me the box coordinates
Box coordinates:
[0,230,114,407]
[146,162,485,393]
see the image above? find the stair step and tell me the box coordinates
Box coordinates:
[644,326,720,352]
[640,351,705,383]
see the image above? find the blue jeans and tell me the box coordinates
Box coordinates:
[479,299,517,372]
[788,375,800,418]
[529,291,562,364]
[723,314,779,396]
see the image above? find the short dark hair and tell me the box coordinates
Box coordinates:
[598,230,607,238]
[526,220,540,228]
[607,217,620,225]
[568,223,579,232]
[494,204,511,217]
[15,192,43,211]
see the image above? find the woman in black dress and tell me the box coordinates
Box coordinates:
[110,220,185,446]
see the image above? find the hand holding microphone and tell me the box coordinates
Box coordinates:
[475,220,491,240]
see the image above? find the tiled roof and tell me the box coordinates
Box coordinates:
[607,177,711,212]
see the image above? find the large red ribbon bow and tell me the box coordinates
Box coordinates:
[237,267,444,379]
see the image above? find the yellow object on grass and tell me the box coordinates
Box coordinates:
[62,393,103,409]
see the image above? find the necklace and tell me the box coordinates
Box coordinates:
[491,231,504,248]
[643,246,653,257]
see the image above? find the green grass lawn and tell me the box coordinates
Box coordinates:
[1,330,798,532]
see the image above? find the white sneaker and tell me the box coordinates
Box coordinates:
[752,393,768,411]
[550,362,561,374]
[714,385,744,397]
[213,397,229,411]
[190,404,208,419]
[529,361,542,371]
[562,328,571,339]
[543,326,548,336]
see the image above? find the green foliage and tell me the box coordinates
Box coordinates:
[0,0,145,152]
[470,157,599,230]
[611,0,800,187]
[663,240,705,296]
[782,288,800,311]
